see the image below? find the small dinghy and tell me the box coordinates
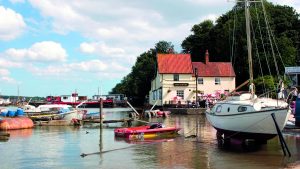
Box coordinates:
[114,123,180,140]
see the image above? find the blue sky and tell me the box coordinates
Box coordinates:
[0,0,299,98]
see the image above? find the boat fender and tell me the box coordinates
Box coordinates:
[253,103,261,111]
[71,118,79,125]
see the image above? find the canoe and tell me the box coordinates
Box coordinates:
[114,123,180,140]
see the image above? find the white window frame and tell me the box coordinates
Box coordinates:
[176,90,184,99]
[197,77,203,84]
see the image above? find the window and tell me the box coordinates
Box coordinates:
[197,77,203,84]
[238,106,247,112]
[152,91,155,100]
[174,74,179,81]
[176,90,184,99]
[216,105,222,113]
[215,77,221,85]
[159,89,162,100]
[63,96,68,99]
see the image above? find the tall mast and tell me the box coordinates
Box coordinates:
[245,0,253,82]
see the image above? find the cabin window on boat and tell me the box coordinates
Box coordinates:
[176,90,184,99]
[216,105,222,113]
[215,77,221,85]
[197,77,203,84]
[238,106,247,112]
[173,74,179,81]
[152,91,156,100]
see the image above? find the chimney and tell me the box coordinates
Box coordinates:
[205,50,209,64]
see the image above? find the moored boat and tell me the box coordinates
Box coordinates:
[114,123,180,140]
[23,104,85,126]
[206,0,291,144]
[144,109,171,118]
[206,93,290,141]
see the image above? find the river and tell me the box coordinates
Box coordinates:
[0,108,299,169]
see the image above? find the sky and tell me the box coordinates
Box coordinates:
[0,0,299,98]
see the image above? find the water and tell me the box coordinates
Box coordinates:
[0,108,300,169]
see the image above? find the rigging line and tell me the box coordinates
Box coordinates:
[261,0,280,77]
[251,8,266,93]
[230,5,237,64]
[254,2,272,77]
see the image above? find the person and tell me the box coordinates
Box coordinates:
[249,82,255,95]
[292,87,298,101]
[277,79,285,99]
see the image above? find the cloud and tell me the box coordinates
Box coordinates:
[27,59,129,78]
[0,69,10,76]
[0,58,23,68]
[0,6,26,41]
[80,42,125,57]
[0,76,18,84]
[271,0,300,13]
[5,41,68,62]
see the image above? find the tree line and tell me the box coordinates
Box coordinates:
[111,0,300,105]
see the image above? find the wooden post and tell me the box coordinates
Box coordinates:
[99,98,103,127]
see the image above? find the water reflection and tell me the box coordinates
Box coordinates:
[0,111,299,168]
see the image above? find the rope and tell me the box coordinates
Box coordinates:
[261,0,280,78]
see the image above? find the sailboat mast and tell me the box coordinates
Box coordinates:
[245,0,253,82]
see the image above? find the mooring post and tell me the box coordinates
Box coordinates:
[99,98,103,127]
[271,113,291,157]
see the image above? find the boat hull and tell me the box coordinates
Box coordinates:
[114,126,180,140]
[206,108,290,141]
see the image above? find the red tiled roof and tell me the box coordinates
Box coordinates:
[192,62,236,77]
[157,54,193,74]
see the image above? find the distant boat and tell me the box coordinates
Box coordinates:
[206,0,291,143]
[39,93,127,108]
[23,104,85,125]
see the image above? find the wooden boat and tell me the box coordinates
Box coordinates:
[206,0,290,143]
[114,123,180,140]
[23,104,85,125]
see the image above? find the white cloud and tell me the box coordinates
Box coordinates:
[0,58,23,68]
[80,42,125,58]
[0,69,10,76]
[68,60,108,73]
[0,6,26,41]
[27,59,129,79]
[0,76,17,84]
[5,41,67,62]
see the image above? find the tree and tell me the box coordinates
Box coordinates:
[181,0,300,86]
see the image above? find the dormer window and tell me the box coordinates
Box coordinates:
[173,74,179,81]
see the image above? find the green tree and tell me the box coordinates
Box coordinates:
[181,0,300,86]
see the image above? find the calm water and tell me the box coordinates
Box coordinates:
[0,108,300,169]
